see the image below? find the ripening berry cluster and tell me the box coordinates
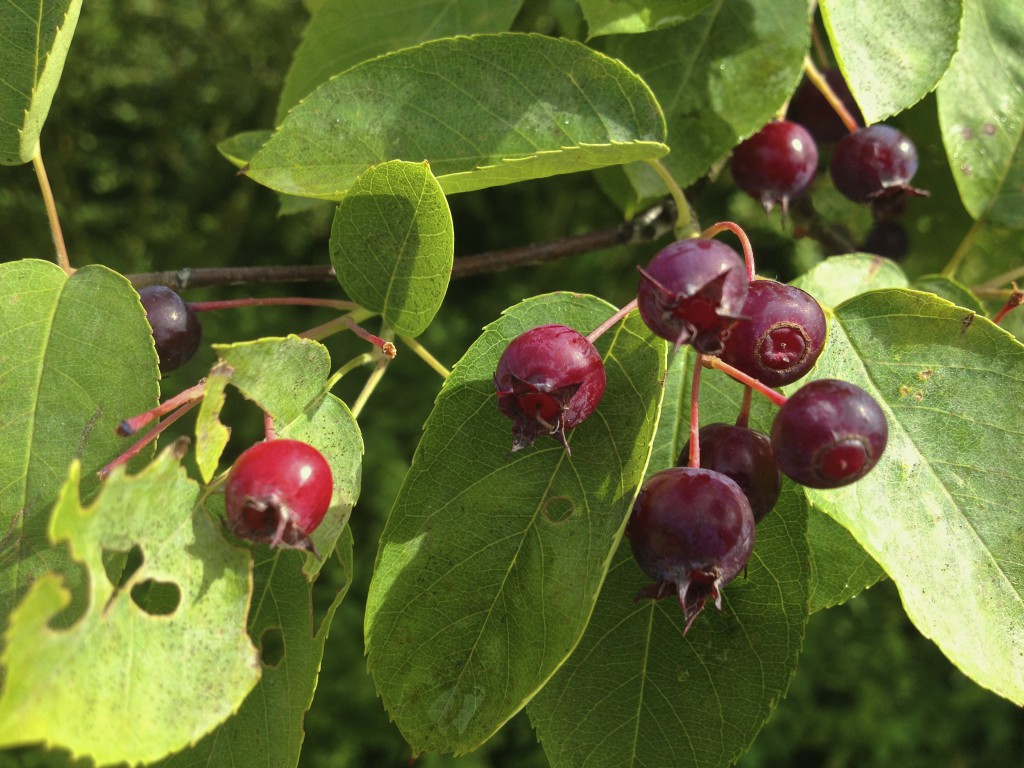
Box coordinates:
[493,229,889,634]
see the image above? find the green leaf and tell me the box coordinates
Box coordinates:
[791,253,909,308]
[0,450,259,764]
[580,0,716,37]
[364,294,667,754]
[330,160,453,337]
[246,33,668,199]
[912,273,987,315]
[276,0,524,123]
[0,261,158,640]
[155,526,355,768]
[806,288,1024,704]
[528,483,809,768]
[821,0,962,124]
[194,362,232,484]
[211,337,363,578]
[806,505,885,613]
[217,129,273,168]
[0,1,82,165]
[604,0,807,189]
[937,0,1024,228]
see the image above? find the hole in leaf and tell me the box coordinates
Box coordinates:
[259,626,285,667]
[103,544,143,588]
[130,579,181,616]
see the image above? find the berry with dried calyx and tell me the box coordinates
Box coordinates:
[830,125,925,204]
[636,238,749,355]
[627,467,755,634]
[731,120,819,215]
[225,439,334,556]
[494,324,606,454]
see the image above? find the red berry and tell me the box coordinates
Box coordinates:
[730,120,819,214]
[627,467,755,634]
[771,379,888,488]
[830,125,924,204]
[494,324,606,454]
[636,238,749,355]
[225,439,333,555]
[138,285,202,373]
[719,279,828,388]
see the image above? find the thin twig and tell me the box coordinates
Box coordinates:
[401,336,451,378]
[32,144,73,275]
[802,56,860,133]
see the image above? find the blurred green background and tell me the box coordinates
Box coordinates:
[1,2,1021,767]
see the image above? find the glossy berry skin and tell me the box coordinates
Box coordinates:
[731,121,819,214]
[679,423,781,523]
[771,379,888,489]
[494,324,606,454]
[830,125,921,204]
[636,238,748,355]
[786,70,864,144]
[138,285,202,373]
[720,279,827,387]
[225,439,333,556]
[627,467,755,634]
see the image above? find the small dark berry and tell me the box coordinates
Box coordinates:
[731,120,819,214]
[636,238,748,355]
[138,285,202,373]
[862,221,909,261]
[494,324,606,454]
[225,439,334,556]
[627,467,755,634]
[720,279,828,387]
[771,379,888,488]
[830,125,925,204]
[679,423,781,523]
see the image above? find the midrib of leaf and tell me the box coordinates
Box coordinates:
[380,175,423,324]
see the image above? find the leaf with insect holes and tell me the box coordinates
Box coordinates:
[364,293,666,754]
[245,33,667,199]
[0,449,259,765]
[331,160,453,337]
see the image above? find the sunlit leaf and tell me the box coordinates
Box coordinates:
[580,0,716,38]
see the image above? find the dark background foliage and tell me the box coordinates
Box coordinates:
[1,1,1021,766]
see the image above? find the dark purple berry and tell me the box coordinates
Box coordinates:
[494,324,606,454]
[830,125,925,204]
[731,120,819,214]
[679,423,781,523]
[720,279,827,388]
[138,285,202,373]
[636,238,748,355]
[225,439,334,556]
[627,467,755,634]
[771,379,888,489]
[786,70,864,144]
[862,221,909,261]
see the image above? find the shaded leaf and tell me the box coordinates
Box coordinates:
[277,0,523,123]
[806,505,885,612]
[246,34,667,199]
[791,253,908,308]
[217,130,272,168]
[0,450,259,764]
[580,0,716,38]
[330,160,453,337]
[821,0,962,123]
[912,273,986,315]
[937,0,1024,228]
[0,0,82,164]
[528,482,809,768]
[364,294,666,754]
[0,261,157,642]
[604,0,807,189]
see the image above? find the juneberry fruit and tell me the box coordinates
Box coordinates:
[771,379,888,488]
[830,125,923,204]
[225,439,334,555]
[494,324,606,454]
[627,467,755,634]
[679,423,781,523]
[730,120,819,214]
[138,285,202,373]
[862,221,909,261]
[785,70,864,144]
[720,279,827,387]
[636,238,748,355]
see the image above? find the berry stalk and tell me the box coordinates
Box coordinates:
[802,56,860,134]
[587,299,638,344]
[118,380,206,436]
[101,401,198,478]
[702,356,788,408]
[687,356,704,469]
[700,222,756,282]
[991,284,1024,326]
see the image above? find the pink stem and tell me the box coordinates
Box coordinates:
[703,356,788,408]
[587,299,639,344]
[735,386,753,429]
[101,401,198,478]
[188,297,357,312]
[688,356,704,468]
[344,316,397,359]
[992,284,1023,326]
[264,412,276,441]
[118,380,206,436]
[701,221,756,281]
